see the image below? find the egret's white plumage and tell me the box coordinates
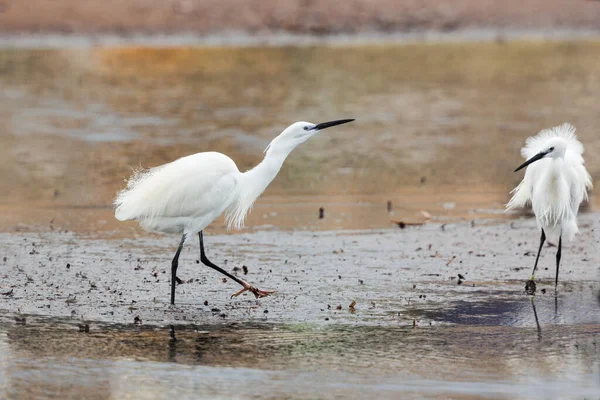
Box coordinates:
[507,123,592,242]
[115,152,239,233]
[114,119,354,304]
[507,123,592,290]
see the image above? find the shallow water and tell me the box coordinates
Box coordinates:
[1,41,599,232]
[1,317,600,400]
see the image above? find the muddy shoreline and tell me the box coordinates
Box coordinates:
[1,216,598,327]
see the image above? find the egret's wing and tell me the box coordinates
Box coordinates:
[115,152,240,222]
[565,147,593,215]
[506,160,544,210]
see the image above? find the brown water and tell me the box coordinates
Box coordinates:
[0,41,599,233]
[1,41,600,399]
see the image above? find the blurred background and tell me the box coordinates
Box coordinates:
[0,0,598,233]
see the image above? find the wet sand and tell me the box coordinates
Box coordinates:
[1,216,600,399]
[1,216,599,325]
[2,213,599,325]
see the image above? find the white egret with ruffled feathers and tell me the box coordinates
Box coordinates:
[114,119,354,304]
[507,123,592,292]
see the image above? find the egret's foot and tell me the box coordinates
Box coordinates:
[525,279,536,295]
[231,281,276,299]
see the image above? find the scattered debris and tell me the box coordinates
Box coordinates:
[349,301,356,313]
[392,220,424,229]
[221,278,227,283]
[1,288,13,297]
[133,316,142,325]
[446,256,457,266]
[458,273,465,280]
[525,280,536,295]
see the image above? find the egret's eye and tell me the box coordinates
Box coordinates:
[549,147,555,152]
[303,126,310,131]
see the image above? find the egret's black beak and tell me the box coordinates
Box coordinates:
[312,119,354,131]
[514,151,548,172]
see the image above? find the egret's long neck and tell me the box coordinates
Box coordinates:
[240,149,289,198]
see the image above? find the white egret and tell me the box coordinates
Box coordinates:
[507,123,593,292]
[114,119,354,304]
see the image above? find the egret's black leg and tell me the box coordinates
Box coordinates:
[532,229,546,279]
[198,231,275,298]
[198,231,247,286]
[170,233,187,305]
[526,229,545,294]
[555,235,562,288]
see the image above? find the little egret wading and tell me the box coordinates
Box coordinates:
[114,119,354,304]
[507,123,592,292]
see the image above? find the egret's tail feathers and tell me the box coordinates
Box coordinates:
[114,205,131,221]
[584,169,594,194]
[544,219,579,244]
[522,123,583,159]
[562,219,579,242]
[113,165,166,222]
